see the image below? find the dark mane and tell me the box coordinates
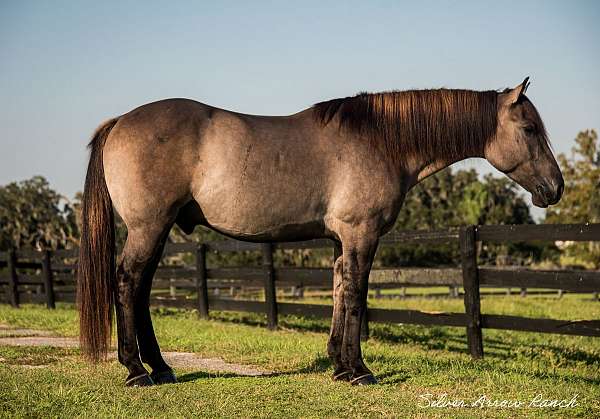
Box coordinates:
[313,89,499,161]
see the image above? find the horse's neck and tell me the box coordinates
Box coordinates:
[412,151,482,183]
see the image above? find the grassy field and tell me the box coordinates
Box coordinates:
[0,293,599,418]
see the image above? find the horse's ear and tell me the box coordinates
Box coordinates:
[506,77,530,104]
[522,76,531,94]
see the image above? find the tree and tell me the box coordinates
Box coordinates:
[0,176,78,250]
[546,130,600,223]
[378,168,536,267]
[394,169,532,229]
[545,129,600,267]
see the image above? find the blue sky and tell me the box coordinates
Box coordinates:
[1,1,599,217]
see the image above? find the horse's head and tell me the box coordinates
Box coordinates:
[485,78,563,208]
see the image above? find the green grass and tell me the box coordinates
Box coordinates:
[0,294,599,418]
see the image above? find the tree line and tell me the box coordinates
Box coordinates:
[1,130,597,268]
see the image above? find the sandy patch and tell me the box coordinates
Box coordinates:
[0,328,270,376]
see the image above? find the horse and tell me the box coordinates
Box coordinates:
[77,77,563,386]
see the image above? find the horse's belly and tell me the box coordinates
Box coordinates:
[204,217,326,242]
[192,165,328,241]
[196,189,327,241]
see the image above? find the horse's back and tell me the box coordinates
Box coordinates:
[102,98,331,239]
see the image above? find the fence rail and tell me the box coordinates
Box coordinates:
[1,224,600,358]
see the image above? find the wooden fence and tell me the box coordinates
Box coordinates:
[1,224,600,358]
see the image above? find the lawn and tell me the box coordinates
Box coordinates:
[0,293,599,418]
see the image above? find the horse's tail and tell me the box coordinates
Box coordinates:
[78,117,119,362]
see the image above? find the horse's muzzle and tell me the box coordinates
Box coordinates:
[533,178,564,208]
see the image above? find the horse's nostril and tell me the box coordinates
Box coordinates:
[536,184,545,197]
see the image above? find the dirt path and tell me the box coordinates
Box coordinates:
[0,324,270,376]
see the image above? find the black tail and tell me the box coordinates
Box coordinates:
[77,117,119,361]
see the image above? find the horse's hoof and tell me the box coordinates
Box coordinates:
[332,370,352,381]
[125,373,154,387]
[151,369,177,385]
[350,373,378,386]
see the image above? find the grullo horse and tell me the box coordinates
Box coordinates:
[78,78,563,386]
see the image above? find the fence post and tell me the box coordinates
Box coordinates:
[460,226,483,359]
[169,279,176,298]
[262,242,278,330]
[41,250,55,309]
[195,244,209,319]
[7,249,19,308]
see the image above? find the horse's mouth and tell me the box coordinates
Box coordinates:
[532,192,549,208]
[532,182,563,208]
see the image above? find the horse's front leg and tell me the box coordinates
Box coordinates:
[327,242,351,381]
[340,233,379,385]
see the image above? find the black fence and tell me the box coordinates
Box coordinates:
[1,224,600,358]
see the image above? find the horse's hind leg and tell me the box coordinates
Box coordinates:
[134,226,177,384]
[116,222,172,386]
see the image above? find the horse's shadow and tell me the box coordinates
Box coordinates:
[177,371,242,382]
[176,355,411,385]
[177,355,332,383]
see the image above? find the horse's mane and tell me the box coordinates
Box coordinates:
[313,89,499,161]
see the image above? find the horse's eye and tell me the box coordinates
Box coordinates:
[524,126,536,135]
